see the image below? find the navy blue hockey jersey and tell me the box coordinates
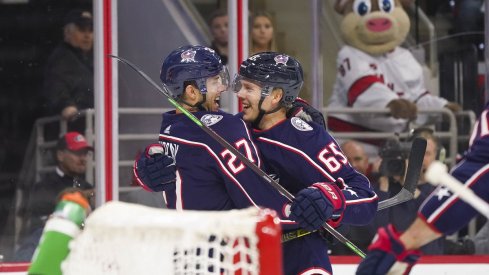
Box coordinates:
[251,117,378,225]
[249,116,378,275]
[158,110,295,226]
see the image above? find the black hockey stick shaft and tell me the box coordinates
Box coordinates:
[282,137,427,242]
[110,55,366,258]
[377,137,426,210]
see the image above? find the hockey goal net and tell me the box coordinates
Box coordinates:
[61,201,283,275]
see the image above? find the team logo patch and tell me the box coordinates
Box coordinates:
[274,54,289,65]
[201,114,223,126]
[291,117,313,131]
[181,50,196,62]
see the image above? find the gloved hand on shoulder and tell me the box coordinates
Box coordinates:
[287,97,327,129]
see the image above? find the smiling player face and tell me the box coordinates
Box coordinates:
[203,74,228,112]
[235,79,273,123]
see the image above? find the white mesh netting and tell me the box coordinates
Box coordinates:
[61,201,266,275]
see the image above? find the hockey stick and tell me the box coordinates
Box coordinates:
[426,161,489,219]
[282,138,426,242]
[377,137,426,210]
[110,55,367,258]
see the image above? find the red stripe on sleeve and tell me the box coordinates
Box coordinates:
[347,75,384,106]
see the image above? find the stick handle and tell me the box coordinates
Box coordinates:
[426,161,489,219]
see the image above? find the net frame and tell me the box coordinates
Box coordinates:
[62,201,282,275]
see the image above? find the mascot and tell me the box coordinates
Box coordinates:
[327,0,460,133]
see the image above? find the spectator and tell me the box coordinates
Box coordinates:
[249,11,277,55]
[341,140,374,178]
[341,139,389,200]
[42,9,94,133]
[207,9,228,65]
[14,132,94,261]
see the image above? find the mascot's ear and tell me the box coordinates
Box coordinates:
[334,0,349,14]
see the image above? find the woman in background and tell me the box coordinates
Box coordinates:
[249,11,277,55]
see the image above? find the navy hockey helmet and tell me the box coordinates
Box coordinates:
[160,45,228,99]
[235,52,304,106]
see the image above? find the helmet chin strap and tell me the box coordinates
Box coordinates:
[196,94,207,111]
[251,95,282,129]
[179,94,207,111]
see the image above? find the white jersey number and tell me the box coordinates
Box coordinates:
[220,139,255,174]
[318,142,348,173]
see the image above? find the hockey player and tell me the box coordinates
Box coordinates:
[133,45,287,215]
[133,45,338,238]
[233,52,378,274]
[356,101,489,274]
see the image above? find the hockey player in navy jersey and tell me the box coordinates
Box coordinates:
[233,52,378,274]
[356,102,489,275]
[133,45,295,220]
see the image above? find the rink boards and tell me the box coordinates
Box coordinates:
[1,256,489,274]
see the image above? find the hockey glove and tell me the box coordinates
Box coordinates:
[286,97,327,129]
[289,182,346,231]
[356,224,421,275]
[133,144,176,192]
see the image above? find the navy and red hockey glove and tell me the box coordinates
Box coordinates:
[356,224,421,275]
[289,182,346,231]
[133,144,176,192]
[286,97,327,129]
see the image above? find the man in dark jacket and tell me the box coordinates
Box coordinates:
[14,132,94,261]
[42,9,93,129]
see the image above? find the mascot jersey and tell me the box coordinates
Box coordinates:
[328,45,448,132]
[158,110,297,228]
